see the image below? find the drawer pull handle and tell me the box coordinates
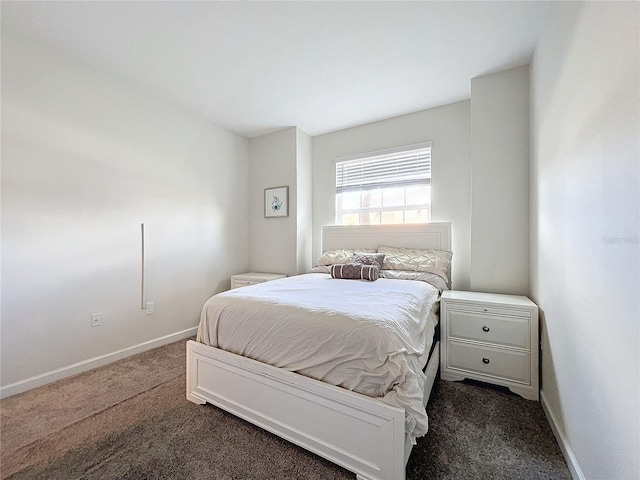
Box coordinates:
[482,358,490,364]
[483,308,488,312]
[482,326,490,332]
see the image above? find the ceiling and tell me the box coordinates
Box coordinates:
[2,1,549,138]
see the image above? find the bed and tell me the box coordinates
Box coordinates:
[186,222,452,480]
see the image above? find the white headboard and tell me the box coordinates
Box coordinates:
[322,223,451,252]
[322,222,452,286]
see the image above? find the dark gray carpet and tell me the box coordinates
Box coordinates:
[408,380,571,480]
[1,339,570,480]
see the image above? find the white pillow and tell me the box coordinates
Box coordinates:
[313,248,376,267]
[377,245,453,283]
[310,265,331,274]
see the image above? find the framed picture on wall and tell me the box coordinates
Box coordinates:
[264,186,289,218]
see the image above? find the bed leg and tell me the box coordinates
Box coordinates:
[186,392,207,405]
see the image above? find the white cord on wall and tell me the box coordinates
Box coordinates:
[141,223,146,310]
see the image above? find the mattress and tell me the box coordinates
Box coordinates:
[196,273,440,440]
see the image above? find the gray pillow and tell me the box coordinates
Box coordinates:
[350,253,385,269]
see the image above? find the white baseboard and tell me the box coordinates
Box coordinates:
[0,327,198,399]
[540,390,586,480]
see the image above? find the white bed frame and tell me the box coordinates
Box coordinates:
[186,222,451,480]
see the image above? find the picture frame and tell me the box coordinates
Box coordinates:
[264,186,289,218]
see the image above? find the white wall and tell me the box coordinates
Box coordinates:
[249,127,313,276]
[1,28,250,392]
[312,101,471,290]
[530,2,639,478]
[470,66,530,295]
[296,129,313,274]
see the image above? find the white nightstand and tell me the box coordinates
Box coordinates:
[230,272,287,289]
[440,290,539,400]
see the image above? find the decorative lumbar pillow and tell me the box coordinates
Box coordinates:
[314,249,376,267]
[377,245,453,283]
[350,253,386,269]
[330,263,380,281]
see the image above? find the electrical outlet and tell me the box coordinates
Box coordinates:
[145,302,155,315]
[91,313,102,327]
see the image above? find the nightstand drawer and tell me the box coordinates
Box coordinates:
[232,279,261,288]
[231,272,287,289]
[446,341,530,384]
[448,310,530,349]
[447,302,531,318]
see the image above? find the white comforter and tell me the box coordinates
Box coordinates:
[197,273,440,440]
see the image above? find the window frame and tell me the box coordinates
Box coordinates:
[334,142,432,225]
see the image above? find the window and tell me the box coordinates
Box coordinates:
[335,143,432,225]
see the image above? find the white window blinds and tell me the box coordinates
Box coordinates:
[334,143,432,225]
[336,146,431,193]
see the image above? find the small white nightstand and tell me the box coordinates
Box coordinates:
[230,272,287,289]
[440,290,539,401]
